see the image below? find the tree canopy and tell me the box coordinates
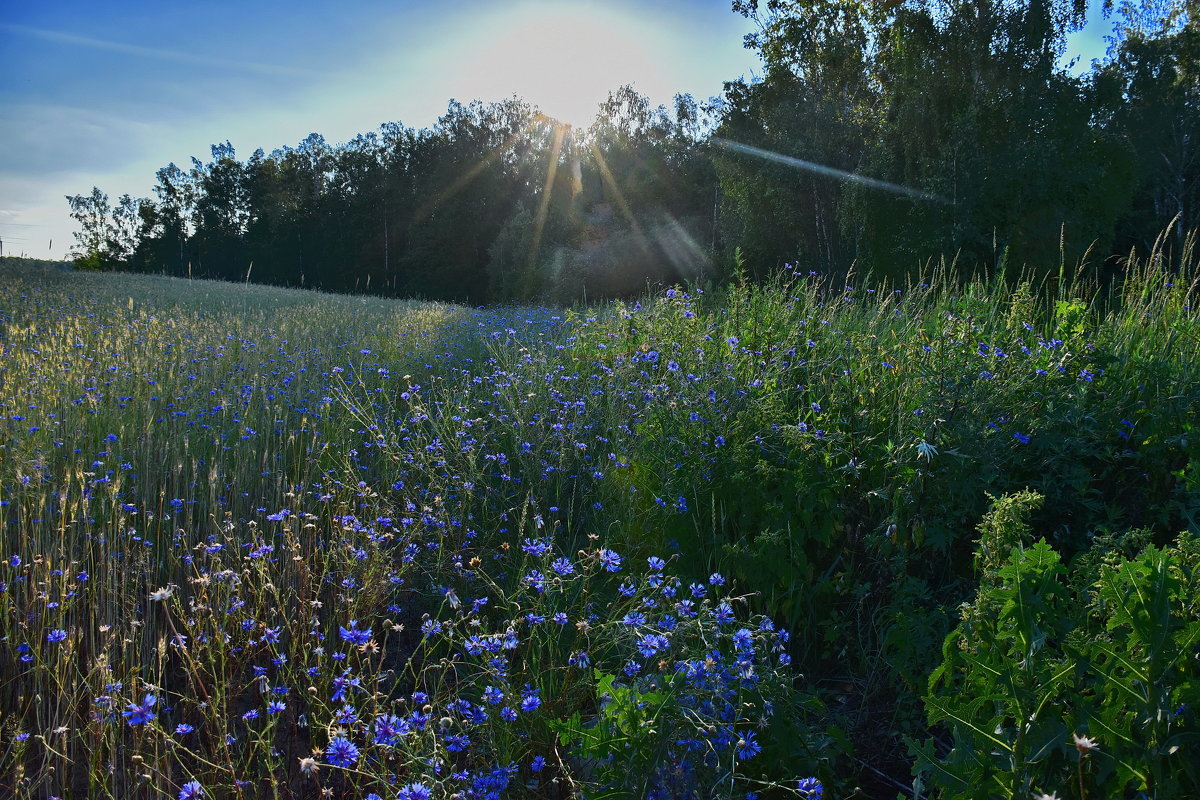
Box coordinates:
[68,2,1198,298]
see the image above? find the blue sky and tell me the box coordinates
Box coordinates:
[0,1,1116,261]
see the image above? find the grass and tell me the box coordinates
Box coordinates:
[1,249,1197,799]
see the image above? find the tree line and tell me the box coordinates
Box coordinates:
[68,1,1197,302]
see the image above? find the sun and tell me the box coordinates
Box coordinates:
[457,6,664,130]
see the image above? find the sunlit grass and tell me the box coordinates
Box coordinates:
[1,249,1196,798]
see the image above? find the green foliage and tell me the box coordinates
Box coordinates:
[2,252,1198,795]
[916,491,1200,798]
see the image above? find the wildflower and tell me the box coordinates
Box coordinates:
[122,693,157,726]
[46,629,67,643]
[797,777,824,799]
[520,685,542,712]
[1073,732,1098,753]
[1013,432,1031,444]
[150,586,175,602]
[597,549,622,572]
[325,735,359,767]
[397,783,432,800]
[174,723,194,736]
[178,781,205,800]
[736,731,762,760]
[298,756,319,777]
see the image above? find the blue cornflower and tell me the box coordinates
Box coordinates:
[520,685,542,712]
[444,732,471,752]
[736,731,762,760]
[713,603,735,625]
[530,755,546,772]
[331,670,361,702]
[551,557,574,576]
[483,686,505,705]
[174,723,194,736]
[500,706,518,722]
[338,620,372,645]
[178,780,205,800]
[732,628,754,652]
[1013,432,1031,444]
[597,549,622,572]
[524,570,545,593]
[373,713,406,745]
[397,782,432,800]
[47,628,67,643]
[647,556,666,572]
[709,572,726,586]
[325,736,359,768]
[521,537,552,557]
[267,700,286,714]
[797,777,824,799]
[335,704,357,725]
[123,693,157,726]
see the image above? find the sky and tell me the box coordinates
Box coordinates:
[0,0,1117,261]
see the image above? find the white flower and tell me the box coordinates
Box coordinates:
[149,586,174,602]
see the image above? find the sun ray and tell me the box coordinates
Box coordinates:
[412,120,546,224]
[588,142,649,250]
[526,123,565,291]
[713,138,949,203]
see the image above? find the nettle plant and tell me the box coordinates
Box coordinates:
[914,491,1200,799]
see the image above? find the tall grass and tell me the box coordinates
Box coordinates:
[1,246,1197,799]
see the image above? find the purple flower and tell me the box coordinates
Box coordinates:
[397,783,432,800]
[339,620,372,645]
[47,628,67,643]
[520,685,542,712]
[736,731,762,760]
[597,549,622,572]
[325,736,359,768]
[797,777,824,799]
[122,693,157,726]
[178,780,205,800]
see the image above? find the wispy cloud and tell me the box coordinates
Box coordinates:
[1,23,322,78]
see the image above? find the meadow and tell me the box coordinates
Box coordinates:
[2,251,1198,800]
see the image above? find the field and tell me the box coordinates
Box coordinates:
[2,256,1198,800]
